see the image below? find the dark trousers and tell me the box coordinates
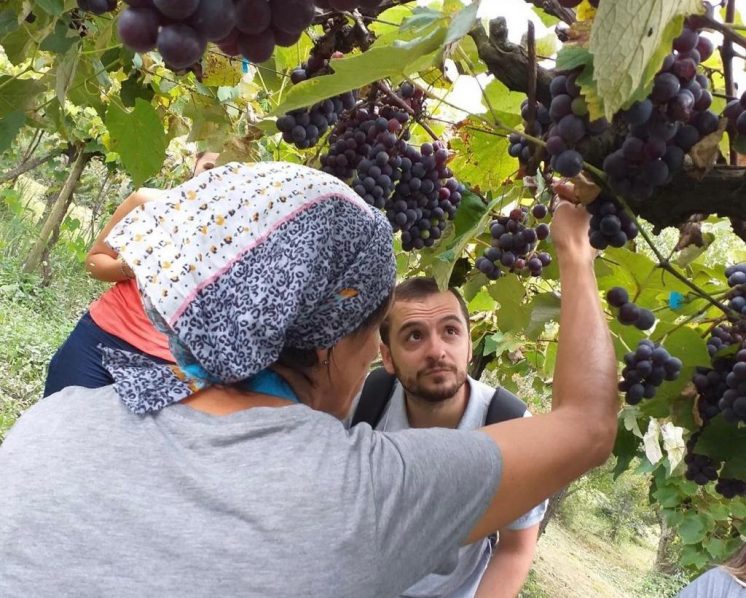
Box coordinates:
[44,311,172,397]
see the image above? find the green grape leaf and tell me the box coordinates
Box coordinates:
[678,512,714,545]
[589,0,703,120]
[496,297,530,333]
[106,99,166,186]
[525,292,561,340]
[54,47,80,106]
[40,18,79,54]
[444,0,480,45]
[696,415,746,468]
[448,119,516,192]
[0,9,19,37]
[429,189,496,290]
[273,28,447,114]
[531,5,560,28]
[679,544,711,569]
[555,46,593,72]
[612,420,640,479]
[35,0,64,16]
[488,272,526,306]
[0,77,44,118]
[480,79,525,128]
[0,111,26,153]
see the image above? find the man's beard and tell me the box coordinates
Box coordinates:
[393,360,468,404]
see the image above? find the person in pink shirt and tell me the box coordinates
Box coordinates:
[43,152,220,396]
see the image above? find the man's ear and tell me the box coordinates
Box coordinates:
[380,342,396,375]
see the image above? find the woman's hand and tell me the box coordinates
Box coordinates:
[86,188,159,283]
[549,181,595,267]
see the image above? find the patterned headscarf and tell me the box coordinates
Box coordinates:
[102,162,395,414]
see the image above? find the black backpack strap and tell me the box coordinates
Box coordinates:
[485,386,528,548]
[351,367,398,428]
[485,386,528,425]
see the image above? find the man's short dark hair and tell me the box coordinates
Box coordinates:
[380,277,470,346]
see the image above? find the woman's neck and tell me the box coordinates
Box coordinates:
[181,386,293,416]
[180,367,320,416]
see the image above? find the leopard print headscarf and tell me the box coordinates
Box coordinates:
[102,162,395,414]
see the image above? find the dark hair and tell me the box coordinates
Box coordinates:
[379,277,469,346]
[195,151,207,161]
[724,543,746,582]
[276,290,393,378]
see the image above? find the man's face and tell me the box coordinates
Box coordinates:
[381,292,471,403]
[194,152,220,177]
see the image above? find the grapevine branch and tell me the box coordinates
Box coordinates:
[636,221,732,316]
[374,81,439,141]
[703,16,746,53]
[721,0,737,165]
[469,17,552,106]
[521,0,576,25]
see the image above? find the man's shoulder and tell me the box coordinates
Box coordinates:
[467,377,530,421]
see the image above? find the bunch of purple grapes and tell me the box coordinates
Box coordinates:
[385,142,463,251]
[606,286,656,330]
[693,366,730,422]
[320,82,419,178]
[725,263,746,316]
[707,325,741,357]
[723,91,746,151]
[545,71,609,178]
[586,193,638,249]
[685,433,746,498]
[713,340,746,424]
[715,478,746,499]
[76,0,116,15]
[508,101,551,172]
[619,339,682,405]
[276,60,356,149]
[684,434,720,486]
[602,22,718,201]
[475,206,551,280]
[113,0,381,71]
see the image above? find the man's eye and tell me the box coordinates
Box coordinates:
[204,163,215,170]
[408,331,422,341]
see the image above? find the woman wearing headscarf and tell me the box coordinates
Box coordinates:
[0,162,618,597]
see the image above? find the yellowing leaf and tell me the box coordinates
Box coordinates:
[589,0,703,120]
[202,52,242,88]
[577,1,596,21]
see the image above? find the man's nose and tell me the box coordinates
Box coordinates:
[425,335,447,360]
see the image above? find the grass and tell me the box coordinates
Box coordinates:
[519,518,687,598]
[0,241,103,440]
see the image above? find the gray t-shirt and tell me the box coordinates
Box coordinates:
[0,385,502,598]
[677,567,746,597]
[371,377,547,598]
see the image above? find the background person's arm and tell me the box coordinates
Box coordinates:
[475,525,539,598]
[85,188,160,282]
[468,199,619,540]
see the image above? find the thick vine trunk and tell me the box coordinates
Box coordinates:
[655,510,678,575]
[538,487,568,537]
[23,149,89,274]
[86,170,112,244]
[0,148,63,186]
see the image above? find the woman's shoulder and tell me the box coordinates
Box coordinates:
[678,567,746,597]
